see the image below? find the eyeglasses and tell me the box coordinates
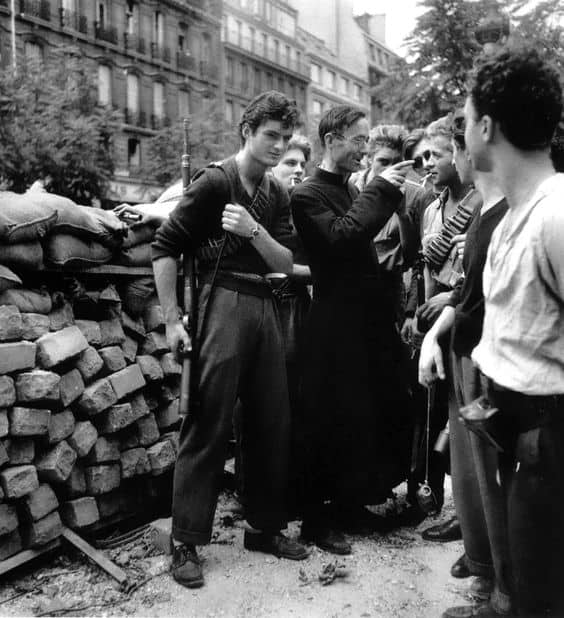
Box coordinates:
[333,133,369,148]
[413,150,432,170]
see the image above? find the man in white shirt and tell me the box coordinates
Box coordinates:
[442,48,563,618]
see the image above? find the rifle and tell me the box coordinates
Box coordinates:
[178,118,198,417]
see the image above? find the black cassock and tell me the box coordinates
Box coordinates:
[291,167,412,508]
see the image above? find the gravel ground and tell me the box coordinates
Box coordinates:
[0,481,479,618]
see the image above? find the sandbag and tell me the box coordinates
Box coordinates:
[0,288,52,313]
[0,191,58,243]
[117,243,152,267]
[122,224,155,248]
[155,179,182,203]
[119,277,156,317]
[0,241,44,269]
[44,234,114,268]
[39,194,127,248]
[0,265,22,293]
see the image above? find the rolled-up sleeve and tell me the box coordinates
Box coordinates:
[291,176,401,257]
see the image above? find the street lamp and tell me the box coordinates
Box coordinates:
[474,1,510,55]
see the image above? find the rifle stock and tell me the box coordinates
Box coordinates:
[178,118,198,417]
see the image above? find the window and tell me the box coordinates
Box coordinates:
[241,63,249,89]
[98,65,112,106]
[97,1,106,26]
[126,1,139,35]
[178,90,190,119]
[201,33,211,63]
[178,23,188,51]
[62,0,75,11]
[24,41,43,63]
[340,76,349,95]
[126,72,139,114]
[313,100,322,116]
[226,56,234,86]
[278,76,284,92]
[236,20,242,45]
[254,67,261,94]
[225,100,234,126]
[354,83,362,100]
[311,63,321,83]
[128,138,140,169]
[284,45,290,66]
[273,39,279,62]
[246,26,255,51]
[261,33,267,56]
[153,82,164,119]
[326,70,336,90]
[266,72,273,89]
[153,11,164,47]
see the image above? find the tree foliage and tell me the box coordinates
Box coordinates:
[142,103,240,188]
[374,0,564,128]
[0,48,117,203]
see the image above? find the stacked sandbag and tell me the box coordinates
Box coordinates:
[0,282,181,561]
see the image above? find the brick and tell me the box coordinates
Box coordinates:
[160,381,180,403]
[98,403,135,434]
[36,326,89,369]
[0,305,22,341]
[159,353,182,377]
[136,355,164,382]
[0,529,22,560]
[147,440,176,475]
[99,346,126,374]
[84,464,120,495]
[121,335,138,364]
[5,438,34,464]
[140,332,168,356]
[145,394,159,410]
[21,313,50,341]
[120,448,151,479]
[49,303,74,332]
[75,346,104,382]
[15,370,60,404]
[0,376,16,408]
[47,409,75,445]
[0,341,36,375]
[67,421,98,457]
[143,305,165,332]
[96,490,125,519]
[84,436,120,464]
[59,369,85,408]
[36,440,77,483]
[74,320,102,346]
[61,497,99,528]
[99,318,126,347]
[160,431,179,455]
[0,464,39,498]
[22,483,59,521]
[9,407,51,437]
[0,440,7,466]
[63,464,86,498]
[108,364,146,400]
[120,428,140,449]
[129,393,150,420]
[0,503,18,535]
[75,378,117,416]
[121,311,146,341]
[0,410,7,438]
[155,399,181,430]
[23,510,62,547]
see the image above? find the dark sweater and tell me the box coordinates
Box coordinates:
[151,156,292,275]
[449,198,508,357]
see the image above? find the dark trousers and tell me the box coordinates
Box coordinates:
[489,386,564,616]
[450,355,511,611]
[172,285,291,545]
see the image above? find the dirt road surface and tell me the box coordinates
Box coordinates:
[0,482,478,618]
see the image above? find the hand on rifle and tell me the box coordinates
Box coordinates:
[416,292,452,329]
[222,203,257,238]
[451,233,466,261]
[166,320,191,363]
[418,331,445,387]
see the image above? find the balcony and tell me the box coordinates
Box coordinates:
[94,21,118,45]
[150,114,170,130]
[176,50,196,72]
[200,61,218,80]
[19,0,51,20]
[59,8,87,34]
[151,42,171,63]
[124,109,147,128]
[124,32,145,55]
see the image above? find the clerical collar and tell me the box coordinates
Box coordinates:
[314,166,350,186]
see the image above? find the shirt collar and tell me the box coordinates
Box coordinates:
[314,166,349,186]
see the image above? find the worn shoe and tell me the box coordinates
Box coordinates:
[301,525,352,555]
[469,576,494,601]
[442,601,512,617]
[243,530,309,560]
[171,541,204,588]
[450,553,471,578]
[421,516,462,542]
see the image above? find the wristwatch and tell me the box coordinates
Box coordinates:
[249,224,260,240]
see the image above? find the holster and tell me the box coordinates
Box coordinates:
[459,395,504,452]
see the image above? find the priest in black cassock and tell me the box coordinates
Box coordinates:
[291,105,414,555]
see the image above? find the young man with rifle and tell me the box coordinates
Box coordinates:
[151,91,308,589]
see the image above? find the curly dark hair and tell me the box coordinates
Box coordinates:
[318,105,366,146]
[368,125,407,156]
[468,47,562,150]
[238,91,300,145]
[286,134,312,162]
[403,128,425,160]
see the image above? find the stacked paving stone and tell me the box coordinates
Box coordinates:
[0,288,181,561]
